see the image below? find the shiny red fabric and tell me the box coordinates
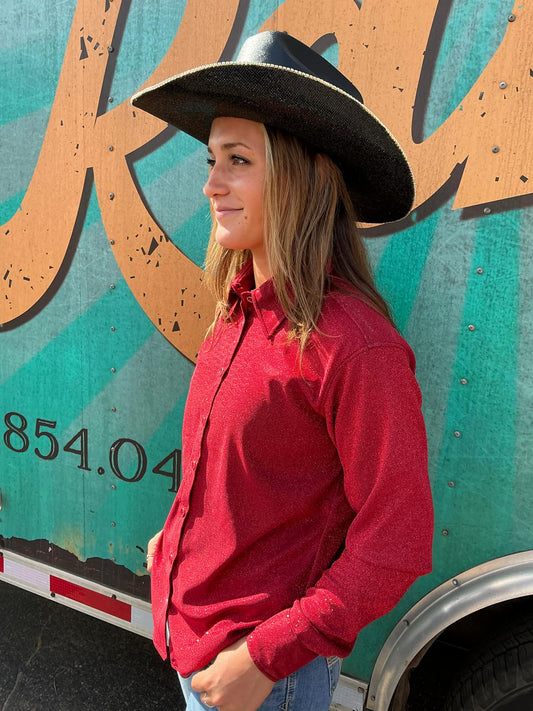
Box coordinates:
[151,260,433,682]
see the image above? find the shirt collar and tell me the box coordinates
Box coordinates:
[229,260,287,338]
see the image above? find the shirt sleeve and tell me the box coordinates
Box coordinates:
[247,344,434,681]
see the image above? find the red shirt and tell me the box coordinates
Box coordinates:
[151,260,433,682]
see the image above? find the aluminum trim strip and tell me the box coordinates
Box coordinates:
[0,549,153,637]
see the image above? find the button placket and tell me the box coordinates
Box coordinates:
[173,308,247,563]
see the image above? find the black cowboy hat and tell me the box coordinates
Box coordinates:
[131,30,414,224]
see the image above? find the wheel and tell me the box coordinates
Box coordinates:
[443,616,533,710]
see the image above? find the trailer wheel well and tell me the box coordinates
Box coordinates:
[395,596,533,710]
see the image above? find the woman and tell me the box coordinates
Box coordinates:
[133,30,433,711]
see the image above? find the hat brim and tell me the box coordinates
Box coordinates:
[132,62,414,224]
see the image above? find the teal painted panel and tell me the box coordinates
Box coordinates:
[0,0,196,578]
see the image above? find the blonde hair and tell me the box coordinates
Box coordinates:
[204,124,395,350]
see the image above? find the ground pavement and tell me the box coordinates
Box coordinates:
[0,580,185,711]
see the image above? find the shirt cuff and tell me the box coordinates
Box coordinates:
[246,608,317,682]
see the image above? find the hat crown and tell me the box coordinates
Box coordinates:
[237,31,364,104]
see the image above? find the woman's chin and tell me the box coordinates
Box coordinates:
[214,229,247,252]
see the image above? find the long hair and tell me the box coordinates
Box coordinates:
[203,124,395,350]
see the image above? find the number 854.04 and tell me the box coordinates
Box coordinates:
[2,411,180,492]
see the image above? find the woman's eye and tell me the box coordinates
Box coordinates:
[206,155,248,167]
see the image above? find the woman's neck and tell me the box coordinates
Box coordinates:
[252,254,271,288]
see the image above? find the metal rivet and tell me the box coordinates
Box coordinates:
[508,13,516,22]
[109,284,115,290]
[111,367,116,373]
[110,239,115,245]
[107,46,114,53]
[468,324,476,331]
[50,592,56,598]
[460,378,468,385]
[111,407,116,412]
[111,522,116,527]
[492,146,500,153]
[111,485,116,490]
[109,192,115,200]
[499,81,507,89]
[452,578,459,586]
[442,529,449,536]
[454,430,462,438]
[403,619,410,627]
[476,267,484,274]
[111,326,116,331]
[108,96,114,103]
[483,207,492,215]
[448,481,456,488]
[108,145,114,151]
[111,557,116,562]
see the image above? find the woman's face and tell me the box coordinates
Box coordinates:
[203,117,267,264]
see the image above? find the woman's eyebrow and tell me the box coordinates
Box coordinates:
[207,141,252,153]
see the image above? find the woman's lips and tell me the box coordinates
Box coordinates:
[214,207,242,220]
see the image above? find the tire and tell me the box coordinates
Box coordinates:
[443,616,533,711]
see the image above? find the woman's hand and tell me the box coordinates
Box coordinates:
[191,637,275,711]
[146,530,162,573]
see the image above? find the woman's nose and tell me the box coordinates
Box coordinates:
[203,165,228,198]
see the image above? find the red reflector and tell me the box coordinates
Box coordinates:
[0,556,3,573]
[50,576,131,622]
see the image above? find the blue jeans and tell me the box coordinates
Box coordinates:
[179,655,340,710]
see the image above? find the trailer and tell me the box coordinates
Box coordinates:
[1,1,533,709]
